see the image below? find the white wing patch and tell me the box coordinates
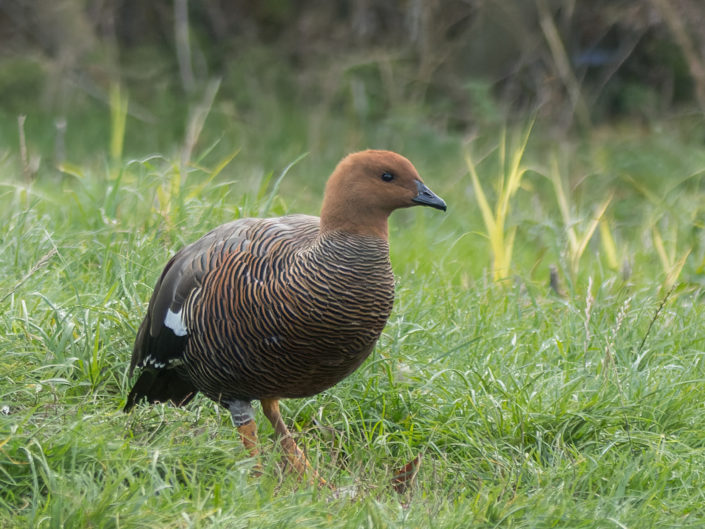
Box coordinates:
[142,355,184,369]
[164,308,188,336]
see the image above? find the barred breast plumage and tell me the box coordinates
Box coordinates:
[124,149,446,487]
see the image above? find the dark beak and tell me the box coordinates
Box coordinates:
[412,180,447,211]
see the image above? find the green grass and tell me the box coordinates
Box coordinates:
[2,110,705,528]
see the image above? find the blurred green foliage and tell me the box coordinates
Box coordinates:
[2,0,705,164]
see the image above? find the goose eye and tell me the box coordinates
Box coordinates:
[381,172,394,182]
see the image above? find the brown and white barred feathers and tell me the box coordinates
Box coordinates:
[126,214,394,407]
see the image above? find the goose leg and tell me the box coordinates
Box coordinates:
[236,419,259,457]
[260,398,328,487]
[228,400,261,473]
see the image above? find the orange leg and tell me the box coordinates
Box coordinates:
[236,419,260,456]
[261,398,329,487]
[229,400,262,475]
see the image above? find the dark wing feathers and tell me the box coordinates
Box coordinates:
[129,219,256,375]
[148,220,255,336]
[124,366,197,411]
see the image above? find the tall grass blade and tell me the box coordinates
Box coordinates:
[652,225,689,289]
[652,227,670,274]
[181,78,221,182]
[465,151,496,235]
[17,114,30,181]
[186,148,240,200]
[599,219,619,271]
[572,194,612,275]
[549,156,578,252]
[109,83,128,163]
[665,248,690,289]
[549,155,613,277]
[259,152,308,216]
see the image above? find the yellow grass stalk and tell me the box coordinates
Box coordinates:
[598,219,619,271]
[549,156,613,276]
[465,125,532,281]
[653,226,691,289]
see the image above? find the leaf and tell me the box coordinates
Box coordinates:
[549,156,577,252]
[259,152,309,216]
[465,151,496,236]
[665,248,691,289]
[503,226,517,279]
[573,194,612,273]
[652,227,670,274]
[186,148,240,200]
[599,218,619,270]
[57,163,85,179]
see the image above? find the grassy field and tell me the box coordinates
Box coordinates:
[2,101,705,528]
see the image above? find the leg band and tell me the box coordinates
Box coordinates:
[227,399,255,426]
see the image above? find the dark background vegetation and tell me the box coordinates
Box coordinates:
[2,0,705,165]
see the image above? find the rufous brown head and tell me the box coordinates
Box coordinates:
[320,150,446,239]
